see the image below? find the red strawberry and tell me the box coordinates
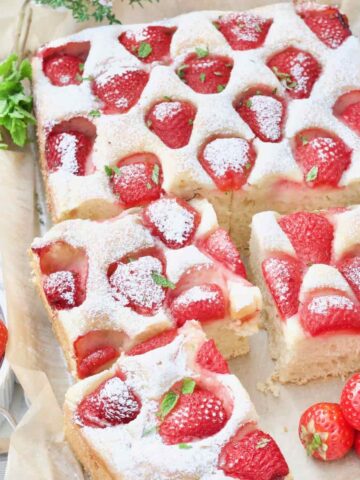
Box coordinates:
[46,130,92,175]
[43,54,83,86]
[43,270,84,310]
[340,372,360,430]
[199,137,256,190]
[127,329,178,356]
[267,47,321,99]
[119,26,175,63]
[299,293,360,336]
[262,254,302,319]
[219,429,289,480]
[142,197,200,249]
[108,254,168,315]
[196,339,229,374]
[299,402,354,461]
[298,6,351,49]
[355,431,360,457]
[146,100,196,149]
[235,87,286,143]
[92,69,149,114]
[214,12,272,51]
[278,212,334,266]
[178,53,233,94]
[337,255,360,300]
[198,228,247,278]
[333,90,360,136]
[170,284,226,327]
[159,387,227,444]
[74,330,122,379]
[294,128,352,187]
[108,153,162,207]
[77,375,141,428]
[0,321,8,358]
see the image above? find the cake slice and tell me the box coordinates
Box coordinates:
[64,321,290,480]
[250,205,360,384]
[32,3,360,251]
[30,197,261,379]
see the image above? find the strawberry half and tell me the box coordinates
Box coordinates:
[142,197,200,249]
[198,228,247,278]
[337,255,360,300]
[74,330,122,379]
[146,100,196,149]
[219,429,289,480]
[199,137,256,190]
[177,53,233,94]
[278,212,334,266]
[262,254,302,319]
[108,254,168,315]
[43,54,83,86]
[159,386,227,444]
[294,128,352,187]
[119,26,175,63]
[43,270,84,310]
[108,153,163,207]
[333,90,360,136]
[267,47,321,99]
[77,375,141,428]
[340,372,360,430]
[214,12,272,51]
[298,6,351,49]
[170,284,226,327]
[299,293,360,336]
[0,321,8,358]
[299,402,354,461]
[92,69,149,114]
[196,339,229,374]
[127,329,178,356]
[235,87,286,143]
[46,130,92,175]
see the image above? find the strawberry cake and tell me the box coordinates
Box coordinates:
[249,205,360,384]
[30,197,261,379]
[32,3,360,248]
[64,321,290,480]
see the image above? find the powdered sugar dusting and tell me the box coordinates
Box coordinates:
[43,270,76,306]
[109,256,165,311]
[152,101,182,122]
[263,258,292,303]
[146,198,196,246]
[289,52,314,96]
[307,294,355,314]
[249,96,282,141]
[175,285,219,308]
[55,133,79,174]
[310,136,337,161]
[225,12,268,42]
[203,138,250,177]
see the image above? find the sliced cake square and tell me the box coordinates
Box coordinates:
[250,205,360,384]
[31,197,261,379]
[64,321,290,480]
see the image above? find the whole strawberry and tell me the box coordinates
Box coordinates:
[354,431,360,457]
[340,373,360,430]
[299,402,354,461]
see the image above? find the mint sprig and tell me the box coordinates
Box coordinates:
[151,272,175,289]
[181,378,196,395]
[159,391,179,419]
[0,54,36,148]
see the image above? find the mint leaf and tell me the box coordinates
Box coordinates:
[178,443,192,449]
[159,391,179,419]
[177,64,188,79]
[306,166,318,182]
[89,109,101,117]
[246,99,252,108]
[151,164,160,184]
[199,73,206,83]
[104,165,113,176]
[195,47,209,58]
[151,272,176,289]
[217,84,225,93]
[181,378,196,394]
[138,42,152,59]
[19,59,32,80]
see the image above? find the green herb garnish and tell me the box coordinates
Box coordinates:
[195,47,209,59]
[138,42,152,59]
[151,272,176,289]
